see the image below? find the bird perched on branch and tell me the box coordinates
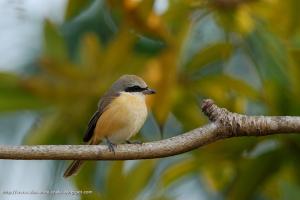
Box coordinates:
[63,74,156,178]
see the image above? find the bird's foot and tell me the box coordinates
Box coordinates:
[106,138,116,154]
[126,140,143,144]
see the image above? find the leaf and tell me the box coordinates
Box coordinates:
[0,73,47,112]
[43,20,67,60]
[39,58,84,81]
[79,33,103,71]
[161,159,197,187]
[65,0,94,21]
[186,43,233,72]
[101,28,135,75]
[226,150,282,200]
[193,74,259,106]
[144,50,178,126]
[124,160,156,200]
[279,181,300,200]
[106,161,126,200]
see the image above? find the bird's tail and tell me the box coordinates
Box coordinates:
[63,160,85,178]
[63,138,98,178]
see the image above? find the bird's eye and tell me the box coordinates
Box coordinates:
[125,86,147,92]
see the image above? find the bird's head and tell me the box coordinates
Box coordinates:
[111,74,156,95]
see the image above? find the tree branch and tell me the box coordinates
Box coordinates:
[1,99,300,160]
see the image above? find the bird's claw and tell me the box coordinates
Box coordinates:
[106,138,116,154]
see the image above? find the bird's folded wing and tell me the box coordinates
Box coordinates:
[83,92,120,142]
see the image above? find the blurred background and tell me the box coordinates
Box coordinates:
[1,0,300,199]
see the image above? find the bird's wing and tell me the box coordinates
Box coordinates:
[83,110,101,142]
[83,92,120,143]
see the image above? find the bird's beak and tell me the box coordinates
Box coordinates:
[143,88,156,95]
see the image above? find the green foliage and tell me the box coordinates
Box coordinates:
[0,72,47,111]
[64,0,94,21]
[105,160,156,200]
[44,20,68,61]
[186,43,233,72]
[227,149,282,199]
[1,0,300,199]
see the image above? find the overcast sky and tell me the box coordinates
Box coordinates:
[0,0,67,71]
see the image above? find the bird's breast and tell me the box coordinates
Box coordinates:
[94,92,148,143]
[114,92,148,135]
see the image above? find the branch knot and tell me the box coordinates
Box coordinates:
[202,99,230,123]
[201,99,219,121]
[201,99,242,136]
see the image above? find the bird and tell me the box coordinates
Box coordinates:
[63,74,156,178]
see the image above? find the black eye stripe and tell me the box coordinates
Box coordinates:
[125,86,147,92]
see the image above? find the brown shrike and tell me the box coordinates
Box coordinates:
[63,74,156,178]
